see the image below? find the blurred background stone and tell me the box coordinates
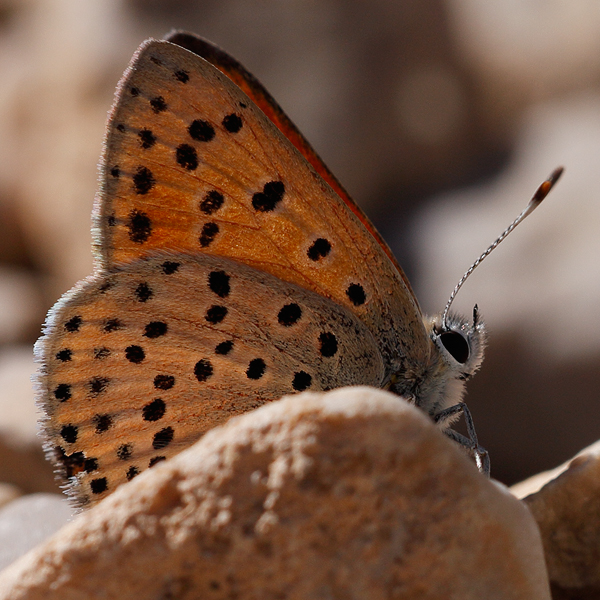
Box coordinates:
[0,347,57,494]
[519,441,600,599]
[0,484,21,510]
[0,493,73,572]
[0,0,596,494]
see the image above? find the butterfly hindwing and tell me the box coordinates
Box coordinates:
[37,253,384,505]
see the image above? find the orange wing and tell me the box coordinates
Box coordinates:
[95,38,430,375]
[164,31,411,291]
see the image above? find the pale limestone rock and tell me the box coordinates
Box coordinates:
[0,347,39,447]
[520,440,600,599]
[448,1,600,99]
[0,387,549,599]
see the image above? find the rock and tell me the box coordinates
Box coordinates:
[0,270,43,346]
[0,387,550,599]
[0,347,40,447]
[0,483,21,510]
[510,462,568,500]
[509,440,594,500]
[519,440,600,599]
[447,1,600,103]
[0,493,73,572]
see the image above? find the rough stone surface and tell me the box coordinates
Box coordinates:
[0,387,550,599]
[0,493,73,572]
[521,440,600,599]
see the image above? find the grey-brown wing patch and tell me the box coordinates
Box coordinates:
[35,253,384,506]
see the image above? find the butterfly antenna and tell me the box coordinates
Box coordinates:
[442,166,564,329]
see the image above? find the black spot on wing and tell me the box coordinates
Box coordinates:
[188,119,215,142]
[133,166,155,195]
[222,113,242,133]
[246,358,266,380]
[252,181,285,212]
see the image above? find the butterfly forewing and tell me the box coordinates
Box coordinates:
[96,39,430,372]
[164,31,412,290]
[38,253,384,505]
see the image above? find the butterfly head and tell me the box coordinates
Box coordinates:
[432,305,485,379]
[412,305,486,418]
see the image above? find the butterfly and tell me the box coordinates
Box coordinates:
[35,31,503,508]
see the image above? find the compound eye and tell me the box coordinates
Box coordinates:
[440,331,469,364]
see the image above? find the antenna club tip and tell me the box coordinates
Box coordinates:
[550,166,565,183]
[533,166,565,203]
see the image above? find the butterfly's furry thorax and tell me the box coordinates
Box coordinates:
[388,308,486,424]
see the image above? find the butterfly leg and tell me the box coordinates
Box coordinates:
[434,402,490,476]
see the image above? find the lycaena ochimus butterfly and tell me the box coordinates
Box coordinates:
[34,31,562,507]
